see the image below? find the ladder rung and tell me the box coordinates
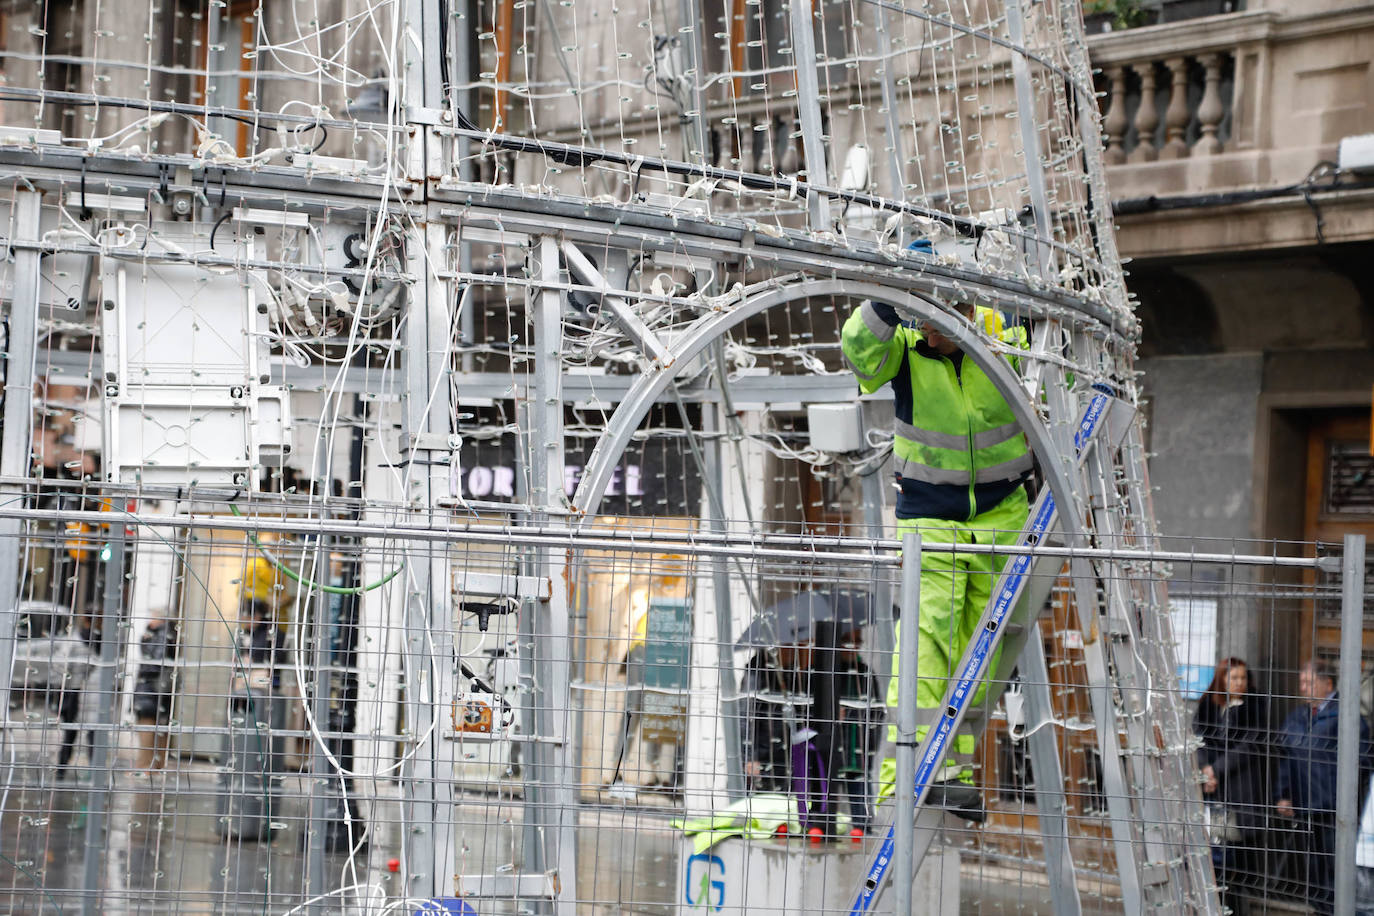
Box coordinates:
[1141,862,1173,886]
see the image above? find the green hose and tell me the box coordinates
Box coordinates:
[228,503,404,596]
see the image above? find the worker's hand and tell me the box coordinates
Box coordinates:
[1201,765,1217,794]
[1277,799,1294,818]
[744,761,762,778]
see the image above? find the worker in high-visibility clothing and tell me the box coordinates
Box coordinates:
[841,292,1031,822]
[237,553,288,668]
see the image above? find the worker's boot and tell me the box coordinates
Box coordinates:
[922,780,985,823]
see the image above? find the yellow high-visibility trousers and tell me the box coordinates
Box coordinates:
[879,488,1029,796]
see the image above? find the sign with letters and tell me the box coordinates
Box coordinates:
[451,432,701,517]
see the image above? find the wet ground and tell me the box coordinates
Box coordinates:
[0,751,686,915]
[0,747,1124,915]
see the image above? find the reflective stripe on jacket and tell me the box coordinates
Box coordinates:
[841,300,1030,521]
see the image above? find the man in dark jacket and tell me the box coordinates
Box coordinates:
[823,627,883,837]
[738,625,884,841]
[1276,659,1372,916]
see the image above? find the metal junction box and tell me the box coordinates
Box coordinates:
[99,230,285,487]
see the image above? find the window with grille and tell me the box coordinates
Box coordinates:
[1324,440,1374,516]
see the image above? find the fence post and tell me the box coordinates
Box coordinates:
[894,531,922,915]
[81,530,125,915]
[0,190,42,775]
[1336,533,1367,916]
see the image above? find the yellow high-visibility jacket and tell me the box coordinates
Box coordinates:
[841,301,1031,521]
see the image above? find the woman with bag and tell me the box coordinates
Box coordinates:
[1194,656,1269,915]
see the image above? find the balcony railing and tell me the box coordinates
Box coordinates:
[1098,53,1233,162]
[1089,10,1273,165]
[1084,4,1374,256]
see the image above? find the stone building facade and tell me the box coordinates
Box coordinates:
[1091,0,1374,685]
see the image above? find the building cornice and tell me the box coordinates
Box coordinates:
[1087,10,1279,64]
[1114,185,1374,258]
[1087,5,1374,65]
[1267,3,1374,43]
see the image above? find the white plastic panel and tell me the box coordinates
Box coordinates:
[110,391,252,487]
[99,230,271,487]
[100,231,264,390]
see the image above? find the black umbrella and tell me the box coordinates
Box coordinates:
[734,589,876,650]
[827,589,879,636]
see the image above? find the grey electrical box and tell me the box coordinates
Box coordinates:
[1338,134,1374,173]
[806,403,866,453]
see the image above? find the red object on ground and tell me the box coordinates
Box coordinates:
[849,827,865,846]
[773,822,789,840]
[807,827,823,847]
[387,858,401,873]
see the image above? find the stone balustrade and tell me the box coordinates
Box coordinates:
[1098,51,1233,163]
[1087,4,1374,257]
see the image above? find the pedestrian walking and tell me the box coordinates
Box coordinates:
[1194,656,1268,914]
[1275,659,1372,916]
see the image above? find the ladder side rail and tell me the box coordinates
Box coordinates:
[1098,410,1220,909]
[982,553,1089,915]
[1080,405,1218,911]
[849,390,1116,914]
[1082,439,1180,885]
[1042,368,1151,909]
[1116,418,1222,912]
[1064,553,1148,909]
[1018,624,1085,916]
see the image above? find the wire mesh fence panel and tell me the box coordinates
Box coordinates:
[0,497,1360,914]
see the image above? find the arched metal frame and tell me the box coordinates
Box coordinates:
[571,278,1090,549]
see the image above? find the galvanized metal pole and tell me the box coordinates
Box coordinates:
[893,531,921,915]
[405,0,444,114]
[789,0,832,230]
[307,534,332,916]
[0,191,42,748]
[1057,0,1129,309]
[452,0,476,372]
[528,235,578,914]
[1003,0,1056,279]
[860,467,894,694]
[873,2,907,218]
[81,531,125,915]
[1018,626,1084,916]
[1336,533,1367,916]
[703,392,746,800]
[515,476,544,879]
[396,0,456,900]
[676,0,710,167]
[398,222,458,901]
